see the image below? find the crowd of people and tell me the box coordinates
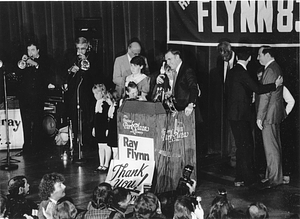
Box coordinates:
[0,173,276,219]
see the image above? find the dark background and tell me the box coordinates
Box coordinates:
[0,1,298,172]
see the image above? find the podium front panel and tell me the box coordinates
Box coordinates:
[117,102,196,193]
[154,111,196,193]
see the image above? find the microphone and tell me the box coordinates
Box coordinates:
[160,60,167,74]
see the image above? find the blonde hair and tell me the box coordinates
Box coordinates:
[92,84,107,95]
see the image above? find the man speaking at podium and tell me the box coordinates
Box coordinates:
[157,49,201,119]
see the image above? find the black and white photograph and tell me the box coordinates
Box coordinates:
[0,1,299,219]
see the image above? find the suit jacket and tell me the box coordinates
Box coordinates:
[226,63,276,121]
[174,62,198,111]
[17,55,50,113]
[113,54,131,98]
[216,51,238,85]
[257,61,286,124]
[4,195,37,219]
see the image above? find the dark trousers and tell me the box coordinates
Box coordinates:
[229,120,257,185]
[20,108,43,154]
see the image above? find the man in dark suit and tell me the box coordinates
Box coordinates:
[256,46,286,187]
[161,49,199,117]
[17,40,51,155]
[217,41,237,84]
[209,41,238,155]
[226,47,283,187]
[62,37,100,151]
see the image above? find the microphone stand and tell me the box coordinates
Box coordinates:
[0,67,18,170]
[75,72,85,164]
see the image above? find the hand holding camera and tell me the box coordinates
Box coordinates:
[186,178,197,195]
[176,165,195,196]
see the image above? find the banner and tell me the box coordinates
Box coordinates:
[167,0,300,47]
[0,109,24,150]
[105,160,155,192]
[119,134,154,161]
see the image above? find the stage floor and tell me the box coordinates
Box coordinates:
[1,145,300,218]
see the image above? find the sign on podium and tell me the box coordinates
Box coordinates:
[117,100,196,193]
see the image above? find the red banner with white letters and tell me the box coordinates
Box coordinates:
[167,0,300,47]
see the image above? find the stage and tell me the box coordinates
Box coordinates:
[0,145,299,218]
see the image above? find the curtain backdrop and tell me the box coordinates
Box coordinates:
[0,1,167,84]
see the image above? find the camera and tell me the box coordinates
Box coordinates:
[176,165,194,196]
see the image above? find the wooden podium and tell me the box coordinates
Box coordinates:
[117,100,197,193]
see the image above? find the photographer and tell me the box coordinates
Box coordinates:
[176,165,196,197]
[173,195,204,219]
[158,165,204,219]
[175,165,204,219]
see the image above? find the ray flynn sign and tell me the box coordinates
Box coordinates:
[168,1,299,46]
[161,118,189,142]
[1,115,22,132]
[105,160,155,192]
[122,115,150,135]
[0,109,24,150]
[180,0,299,33]
[119,134,154,161]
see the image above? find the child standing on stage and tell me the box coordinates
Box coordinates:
[92,84,112,172]
[107,89,119,160]
[119,81,139,107]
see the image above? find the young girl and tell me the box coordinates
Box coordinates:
[119,81,139,107]
[125,56,150,100]
[92,84,112,172]
[107,89,119,160]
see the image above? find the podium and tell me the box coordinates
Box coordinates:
[117,100,197,193]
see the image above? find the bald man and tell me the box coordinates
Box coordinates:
[113,38,149,99]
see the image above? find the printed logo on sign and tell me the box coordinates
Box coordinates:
[122,115,149,135]
[161,118,189,142]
